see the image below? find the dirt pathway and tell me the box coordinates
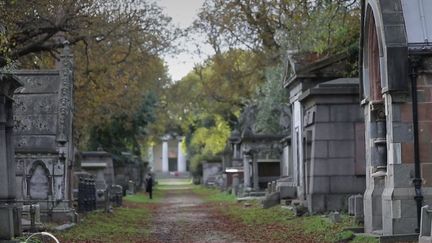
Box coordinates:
[148,186,243,243]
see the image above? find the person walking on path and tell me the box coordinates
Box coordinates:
[145,173,154,199]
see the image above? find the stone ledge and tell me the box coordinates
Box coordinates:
[355,232,419,243]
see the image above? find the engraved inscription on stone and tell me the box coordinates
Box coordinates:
[13,95,58,115]
[14,115,57,134]
[15,135,57,152]
[15,73,60,94]
[29,165,49,200]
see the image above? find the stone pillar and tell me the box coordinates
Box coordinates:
[148,146,154,171]
[0,74,22,242]
[243,152,251,188]
[177,136,186,172]
[232,174,239,195]
[162,137,169,173]
[252,154,259,191]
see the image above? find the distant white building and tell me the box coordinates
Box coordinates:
[149,134,188,175]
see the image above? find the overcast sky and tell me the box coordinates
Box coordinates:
[156,0,213,81]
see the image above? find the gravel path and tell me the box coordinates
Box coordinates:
[148,186,243,243]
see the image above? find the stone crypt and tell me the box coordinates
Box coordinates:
[13,44,75,223]
[281,51,366,213]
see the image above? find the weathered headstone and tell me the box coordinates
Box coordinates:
[80,150,116,209]
[111,185,123,207]
[232,174,239,196]
[203,160,222,186]
[81,151,115,185]
[348,194,364,222]
[127,180,135,195]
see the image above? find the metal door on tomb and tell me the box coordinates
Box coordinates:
[168,158,178,172]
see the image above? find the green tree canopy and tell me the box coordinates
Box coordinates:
[0,0,179,158]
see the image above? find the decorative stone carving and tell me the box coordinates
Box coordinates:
[28,163,50,200]
[13,44,75,223]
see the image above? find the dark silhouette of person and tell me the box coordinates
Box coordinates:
[145,173,154,199]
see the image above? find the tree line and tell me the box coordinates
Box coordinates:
[158,0,360,171]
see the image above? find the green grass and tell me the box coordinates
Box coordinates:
[124,185,167,203]
[301,215,358,242]
[57,184,377,243]
[157,178,192,186]
[124,192,161,203]
[351,235,380,243]
[191,186,236,202]
[191,186,374,243]
[58,207,150,242]
[227,200,295,225]
[227,203,360,242]
[60,187,164,242]
[218,199,367,242]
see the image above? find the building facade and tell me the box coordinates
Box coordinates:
[361,0,432,235]
[281,53,366,213]
[150,134,188,175]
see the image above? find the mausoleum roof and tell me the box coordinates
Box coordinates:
[81,151,111,157]
[401,0,432,51]
[283,51,357,91]
[81,162,108,168]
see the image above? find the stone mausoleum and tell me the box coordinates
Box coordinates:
[150,134,188,176]
[81,150,115,187]
[13,45,75,223]
[361,0,432,236]
[80,150,115,208]
[280,52,366,213]
[228,105,286,192]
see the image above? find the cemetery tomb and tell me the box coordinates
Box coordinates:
[13,45,75,223]
[282,52,366,213]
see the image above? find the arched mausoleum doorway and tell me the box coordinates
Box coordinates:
[26,160,53,200]
[361,0,432,236]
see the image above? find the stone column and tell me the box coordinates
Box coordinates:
[148,146,154,171]
[232,174,239,195]
[177,137,186,172]
[252,154,259,191]
[162,137,169,173]
[0,74,22,242]
[243,152,251,188]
